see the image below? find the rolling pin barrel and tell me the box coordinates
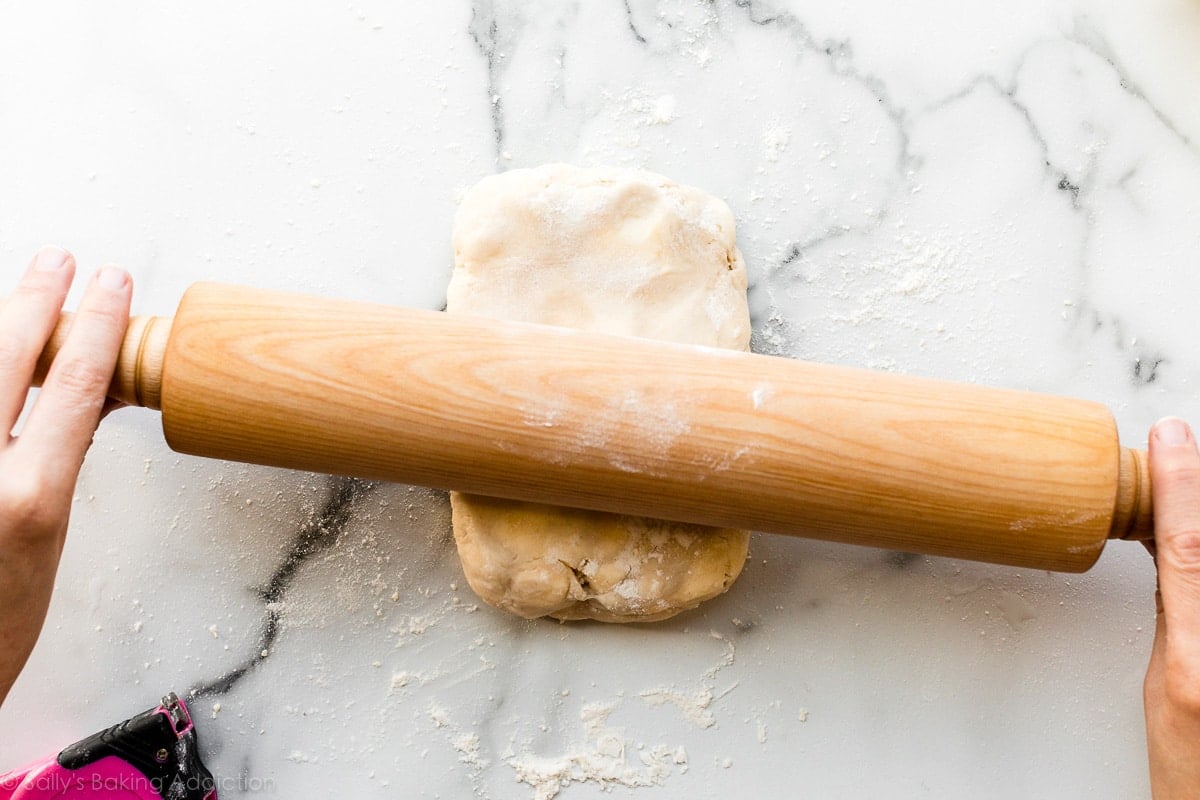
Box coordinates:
[35,282,1154,570]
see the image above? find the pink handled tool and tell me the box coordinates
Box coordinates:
[0,693,215,799]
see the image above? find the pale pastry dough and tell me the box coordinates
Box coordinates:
[446,163,751,622]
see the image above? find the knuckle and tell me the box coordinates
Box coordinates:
[6,280,66,321]
[0,473,58,533]
[74,302,127,339]
[1163,660,1200,716]
[10,279,59,305]
[1163,528,1200,570]
[1158,459,1200,490]
[49,356,111,400]
[0,332,30,372]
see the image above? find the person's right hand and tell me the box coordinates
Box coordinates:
[1143,416,1200,798]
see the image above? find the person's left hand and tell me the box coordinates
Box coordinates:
[0,247,131,707]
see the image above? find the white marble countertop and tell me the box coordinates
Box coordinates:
[2,2,1198,797]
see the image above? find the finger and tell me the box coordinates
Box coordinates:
[0,246,76,435]
[1148,417,1200,646]
[19,267,131,491]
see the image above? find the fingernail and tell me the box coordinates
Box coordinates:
[1153,417,1192,447]
[97,266,128,290]
[34,245,70,271]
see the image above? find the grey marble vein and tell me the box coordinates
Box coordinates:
[469,0,512,166]
[189,477,376,699]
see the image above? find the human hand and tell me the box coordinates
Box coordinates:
[0,247,130,707]
[1144,417,1200,798]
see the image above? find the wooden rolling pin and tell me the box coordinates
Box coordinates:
[34,282,1153,572]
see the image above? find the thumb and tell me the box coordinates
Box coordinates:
[1148,417,1200,645]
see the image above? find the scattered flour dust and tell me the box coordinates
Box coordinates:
[509,702,685,800]
[763,124,792,162]
[639,631,737,728]
[637,687,716,729]
[507,630,737,799]
[454,732,486,770]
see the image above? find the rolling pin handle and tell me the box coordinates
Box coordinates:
[34,312,172,410]
[1110,447,1154,541]
[114,314,171,410]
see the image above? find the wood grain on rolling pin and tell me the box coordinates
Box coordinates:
[160,283,1128,572]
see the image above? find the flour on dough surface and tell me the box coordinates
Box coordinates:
[447,163,751,622]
